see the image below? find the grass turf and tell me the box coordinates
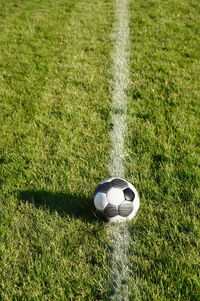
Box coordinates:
[126,0,200,299]
[0,0,200,300]
[0,0,114,299]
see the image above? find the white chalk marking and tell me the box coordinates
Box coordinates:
[109,0,130,178]
[108,0,131,300]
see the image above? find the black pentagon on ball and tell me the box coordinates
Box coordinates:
[95,182,112,195]
[111,178,128,189]
[104,204,118,218]
[118,201,133,217]
[123,187,135,201]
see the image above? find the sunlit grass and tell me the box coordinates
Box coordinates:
[0,0,199,300]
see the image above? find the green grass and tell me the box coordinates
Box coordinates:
[0,0,200,300]
[126,0,200,299]
[0,0,114,299]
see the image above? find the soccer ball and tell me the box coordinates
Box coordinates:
[93,177,139,222]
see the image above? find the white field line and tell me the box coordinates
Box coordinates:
[109,0,131,300]
[110,0,129,178]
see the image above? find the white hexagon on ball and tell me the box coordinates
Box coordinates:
[94,192,108,210]
[107,188,124,206]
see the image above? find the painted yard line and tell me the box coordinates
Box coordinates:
[110,0,130,178]
[109,0,131,300]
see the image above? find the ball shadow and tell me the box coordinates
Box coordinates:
[18,190,96,222]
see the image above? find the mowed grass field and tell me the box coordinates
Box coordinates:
[0,0,199,300]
